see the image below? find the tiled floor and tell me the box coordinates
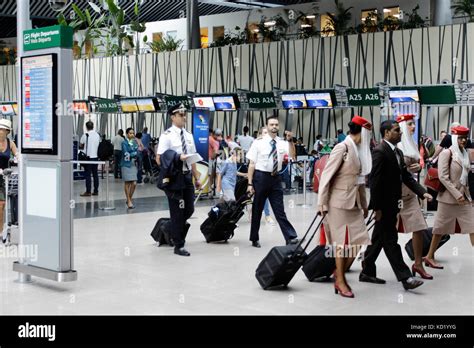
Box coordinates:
[0,177,472,315]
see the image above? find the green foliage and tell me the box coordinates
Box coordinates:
[209,26,248,48]
[324,0,353,35]
[147,36,184,52]
[402,5,426,29]
[451,0,474,22]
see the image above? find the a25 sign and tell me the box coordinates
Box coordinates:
[346,88,381,106]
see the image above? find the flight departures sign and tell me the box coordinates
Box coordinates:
[247,92,277,109]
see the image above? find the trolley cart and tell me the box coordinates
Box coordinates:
[2,167,18,245]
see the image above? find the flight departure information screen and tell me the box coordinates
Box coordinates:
[21,54,57,154]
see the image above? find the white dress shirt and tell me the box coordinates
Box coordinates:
[246,134,289,172]
[80,130,101,158]
[157,125,197,156]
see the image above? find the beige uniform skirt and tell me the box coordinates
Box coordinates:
[323,207,371,247]
[433,202,474,235]
[397,195,427,233]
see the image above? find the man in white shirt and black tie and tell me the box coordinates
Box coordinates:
[156,104,202,256]
[246,116,299,248]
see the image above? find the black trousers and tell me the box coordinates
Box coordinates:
[114,150,122,178]
[84,158,99,193]
[250,170,298,242]
[165,173,195,249]
[362,208,412,281]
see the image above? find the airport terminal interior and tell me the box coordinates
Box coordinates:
[0,0,473,316]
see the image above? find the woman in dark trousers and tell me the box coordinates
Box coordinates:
[0,119,17,240]
[121,128,139,209]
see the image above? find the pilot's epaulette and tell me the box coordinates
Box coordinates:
[164,129,172,135]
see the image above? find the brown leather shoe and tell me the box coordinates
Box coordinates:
[80,192,92,197]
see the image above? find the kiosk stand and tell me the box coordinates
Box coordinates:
[13,25,77,282]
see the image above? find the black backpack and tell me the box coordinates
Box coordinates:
[98,138,114,160]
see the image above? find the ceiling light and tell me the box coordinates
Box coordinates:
[301,24,312,28]
[264,21,276,27]
[253,29,260,33]
[306,15,316,19]
[393,14,400,18]
[383,9,391,13]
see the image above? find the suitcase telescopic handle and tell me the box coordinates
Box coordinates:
[294,213,326,253]
[301,215,326,253]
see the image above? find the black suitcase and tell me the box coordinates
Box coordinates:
[404,227,450,261]
[151,218,190,246]
[234,177,248,202]
[303,212,375,281]
[200,194,252,243]
[255,214,324,290]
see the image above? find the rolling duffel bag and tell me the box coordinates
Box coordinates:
[151,218,190,246]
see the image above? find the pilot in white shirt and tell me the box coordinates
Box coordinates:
[246,116,299,248]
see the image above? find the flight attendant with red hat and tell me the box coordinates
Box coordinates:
[318,115,373,298]
[424,125,474,269]
[396,114,433,279]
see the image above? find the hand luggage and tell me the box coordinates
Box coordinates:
[303,211,375,281]
[200,193,252,243]
[151,218,190,246]
[255,213,325,290]
[404,227,450,261]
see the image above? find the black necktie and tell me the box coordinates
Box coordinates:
[181,129,190,172]
[270,139,278,175]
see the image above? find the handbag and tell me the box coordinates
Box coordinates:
[424,150,452,192]
[78,133,90,162]
[424,167,441,192]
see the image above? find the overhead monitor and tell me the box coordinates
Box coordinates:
[281,93,307,109]
[389,89,419,103]
[305,92,334,108]
[120,99,139,113]
[136,98,158,112]
[193,96,215,111]
[73,101,89,114]
[213,95,239,111]
[21,53,58,155]
[1,104,15,116]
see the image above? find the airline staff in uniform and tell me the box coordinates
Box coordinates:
[246,116,298,248]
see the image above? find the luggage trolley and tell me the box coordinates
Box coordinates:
[2,167,18,245]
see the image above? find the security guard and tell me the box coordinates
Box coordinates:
[246,116,299,247]
[156,103,202,256]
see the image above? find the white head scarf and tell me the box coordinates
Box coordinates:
[347,127,372,184]
[397,118,420,160]
[450,134,471,186]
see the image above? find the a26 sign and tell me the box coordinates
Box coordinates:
[346,88,381,106]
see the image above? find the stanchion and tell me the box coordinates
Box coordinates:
[71,160,115,211]
[297,157,312,208]
[99,161,115,211]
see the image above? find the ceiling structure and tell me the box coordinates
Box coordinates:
[0,0,317,39]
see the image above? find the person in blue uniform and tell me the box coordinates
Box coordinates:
[156,104,202,256]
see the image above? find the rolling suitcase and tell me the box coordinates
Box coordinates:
[151,218,190,246]
[255,213,325,290]
[303,212,375,281]
[404,227,450,261]
[200,193,252,243]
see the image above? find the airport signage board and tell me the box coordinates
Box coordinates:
[23,25,73,51]
[346,88,381,106]
[247,92,277,109]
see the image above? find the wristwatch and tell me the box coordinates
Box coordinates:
[248,183,253,186]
